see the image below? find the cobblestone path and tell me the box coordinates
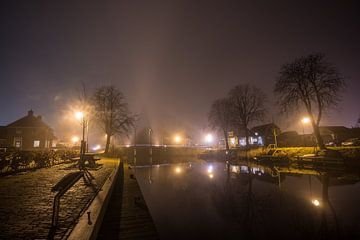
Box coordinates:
[0,158,119,240]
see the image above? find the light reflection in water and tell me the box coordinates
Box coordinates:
[135,161,360,239]
[312,199,321,207]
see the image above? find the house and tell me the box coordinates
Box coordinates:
[277,131,302,147]
[319,126,352,144]
[249,123,281,147]
[0,126,7,149]
[1,110,55,150]
[227,123,281,147]
[227,131,239,148]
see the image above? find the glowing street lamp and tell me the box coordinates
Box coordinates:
[205,134,213,144]
[175,167,182,174]
[71,136,80,144]
[75,111,84,120]
[174,135,181,144]
[301,117,310,124]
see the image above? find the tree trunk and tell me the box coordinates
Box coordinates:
[245,127,250,149]
[223,130,229,151]
[313,124,326,150]
[105,134,111,154]
[308,114,326,150]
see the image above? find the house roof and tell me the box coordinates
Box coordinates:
[279,131,299,137]
[6,110,52,129]
[319,126,349,135]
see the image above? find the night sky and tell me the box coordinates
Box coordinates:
[1,0,359,143]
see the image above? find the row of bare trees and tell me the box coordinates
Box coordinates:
[208,85,266,150]
[209,53,345,150]
[230,86,267,148]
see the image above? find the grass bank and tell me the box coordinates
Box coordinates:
[257,146,360,159]
[231,146,360,158]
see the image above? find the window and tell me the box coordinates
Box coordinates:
[33,140,40,148]
[16,128,22,134]
[14,137,22,148]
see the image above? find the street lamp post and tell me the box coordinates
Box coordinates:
[149,128,153,165]
[148,128,153,184]
[134,126,137,169]
[75,111,87,170]
[301,117,310,147]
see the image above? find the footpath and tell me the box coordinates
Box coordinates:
[97,162,158,240]
[0,158,117,239]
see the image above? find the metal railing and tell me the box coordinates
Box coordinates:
[48,171,84,239]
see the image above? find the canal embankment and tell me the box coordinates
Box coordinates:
[235,146,360,159]
[97,161,158,239]
[198,146,360,167]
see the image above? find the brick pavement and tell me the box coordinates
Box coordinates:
[0,158,118,240]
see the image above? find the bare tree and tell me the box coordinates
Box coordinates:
[228,84,266,147]
[208,98,233,150]
[77,82,92,153]
[275,53,345,149]
[92,85,135,154]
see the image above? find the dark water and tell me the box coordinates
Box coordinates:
[135,161,360,240]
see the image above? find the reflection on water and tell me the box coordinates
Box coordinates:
[135,161,360,240]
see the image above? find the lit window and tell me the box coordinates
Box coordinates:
[15,141,21,148]
[34,140,40,148]
[239,138,246,146]
[258,137,264,146]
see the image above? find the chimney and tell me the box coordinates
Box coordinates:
[37,115,42,120]
[28,109,34,116]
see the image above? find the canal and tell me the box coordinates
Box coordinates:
[135,161,360,239]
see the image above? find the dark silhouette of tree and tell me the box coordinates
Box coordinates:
[228,84,266,147]
[92,85,135,154]
[208,98,233,150]
[275,53,345,149]
[356,116,360,128]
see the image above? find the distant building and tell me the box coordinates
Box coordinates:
[227,131,239,148]
[277,126,356,147]
[0,110,55,150]
[232,123,280,147]
[0,126,7,149]
[319,126,352,144]
[277,131,302,147]
[249,123,281,147]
